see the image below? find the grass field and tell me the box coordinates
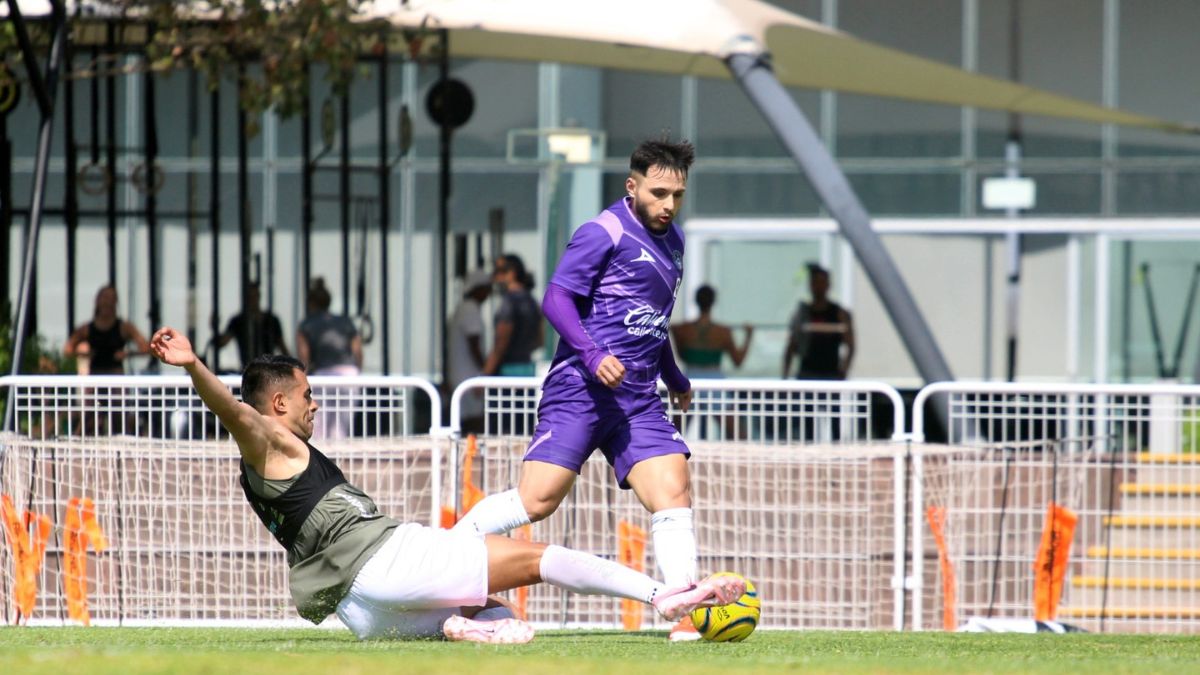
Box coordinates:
[2,627,1198,674]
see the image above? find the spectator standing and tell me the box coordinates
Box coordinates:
[297,278,362,438]
[65,285,150,375]
[483,254,543,377]
[448,270,494,432]
[216,283,289,369]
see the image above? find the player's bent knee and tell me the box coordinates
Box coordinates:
[518,490,565,522]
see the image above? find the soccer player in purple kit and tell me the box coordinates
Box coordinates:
[454,139,703,641]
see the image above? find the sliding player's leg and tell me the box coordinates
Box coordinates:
[482,533,742,622]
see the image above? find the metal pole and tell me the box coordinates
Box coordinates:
[340,89,351,313]
[1003,0,1023,382]
[301,63,313,308]
[378,52,392,374]
[209,85,222,373]
[237,65,252,354]
[437,31,451,394]
[145,47,161,332]
[64,41,78,331]
[106,22,117,286]
[186,68,199,346]
[0,112,10,318]
[725,51,953,389]
[5,2,66,428]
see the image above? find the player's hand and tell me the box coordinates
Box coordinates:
[743,324,755,337]
[150,327,197,368]
[594,355,626,388]
[670,389,692,414]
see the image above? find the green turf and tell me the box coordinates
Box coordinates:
[1,627,1198,674]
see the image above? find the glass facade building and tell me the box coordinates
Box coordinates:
[4,0,1200,383]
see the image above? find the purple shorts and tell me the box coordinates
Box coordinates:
[524,366,690,489]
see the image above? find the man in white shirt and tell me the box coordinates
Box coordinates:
[448,270,494,432]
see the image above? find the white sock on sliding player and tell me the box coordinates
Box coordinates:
[538,544,661,604]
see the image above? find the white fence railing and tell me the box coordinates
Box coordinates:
[4,374,1200,633]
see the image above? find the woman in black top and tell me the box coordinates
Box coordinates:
[65,286,151,375]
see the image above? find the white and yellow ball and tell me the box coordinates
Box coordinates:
[689,573,760,642]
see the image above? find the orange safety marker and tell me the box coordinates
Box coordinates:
[63,497,108,626]
[1033,502,1078,621]
[1,494,53,623]
[460,434,486,514]
[925,506,956,631]
[617,520,648,630]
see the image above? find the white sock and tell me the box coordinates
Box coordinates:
[451,489,532,535]
[538,544,661,605]
[651,507,697,588]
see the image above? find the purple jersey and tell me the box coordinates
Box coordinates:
[548,197,684,387]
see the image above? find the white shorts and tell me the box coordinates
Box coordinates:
[336,523,490,640]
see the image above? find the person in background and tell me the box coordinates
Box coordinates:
[671,284,753,440]
[216,283,289,370]
[783,264,854,381]
[448,270,494,433]
[482,254,543,377]
[671,285,753,379]
[296,278,362,439]
[65,285,151,375]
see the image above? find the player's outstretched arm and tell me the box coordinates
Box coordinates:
[150,327,272,458]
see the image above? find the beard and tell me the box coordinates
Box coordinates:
[633,197,666,232]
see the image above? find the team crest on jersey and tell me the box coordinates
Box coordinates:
[671,250,683,270]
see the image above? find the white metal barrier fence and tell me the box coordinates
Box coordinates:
[0,375,443,626]
[449,376,908,631]
[913,382,1200,634]
[4,373,1199,634]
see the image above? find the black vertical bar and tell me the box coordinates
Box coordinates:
[0,112,10,319]
[437,31,451,393]
[237,65,251,334]
[64,42,78,331]
[186,68,199,346]
[105,21,117,283]
[89,46,99,164]
[377,52,391,373]
[1120,242,1131,381]
[106,22,117,286]
[340,88,351,313]
[301,63,313,307]
[145,47,160,331]
[5,3,65,427]
[209,85,221,373]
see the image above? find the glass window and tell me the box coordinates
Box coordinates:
[838,0,963,159]
[414,171,539,233]
[696,79,820,159]
[975,0,1103,159]
[848,172,961,215]
[602,71,682,156]
[1117,171,1200,216]
[412,59,538,159]
[1110,238,1200,382]
[688,171,822,217]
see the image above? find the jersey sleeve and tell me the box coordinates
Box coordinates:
[549,221,616,297]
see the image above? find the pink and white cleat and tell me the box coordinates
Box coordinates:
[652,573,747,622]
[443,615,536,644]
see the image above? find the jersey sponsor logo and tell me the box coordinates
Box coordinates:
[632,248,657,265]
[335,490,371,517]
[624,304,669,340]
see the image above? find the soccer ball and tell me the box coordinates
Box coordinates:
[690,573,760,642]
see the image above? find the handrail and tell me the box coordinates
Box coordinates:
[449,375,906,440]
[911,380,1200,443]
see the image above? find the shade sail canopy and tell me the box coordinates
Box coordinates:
[365,0,1198,135]
[4,0,1196,134]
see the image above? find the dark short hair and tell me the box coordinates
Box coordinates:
[242,354,307,411]
[498,253,535,291]
[807,263,830,281]
[630,138,696,178]
[695,285,716,312]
